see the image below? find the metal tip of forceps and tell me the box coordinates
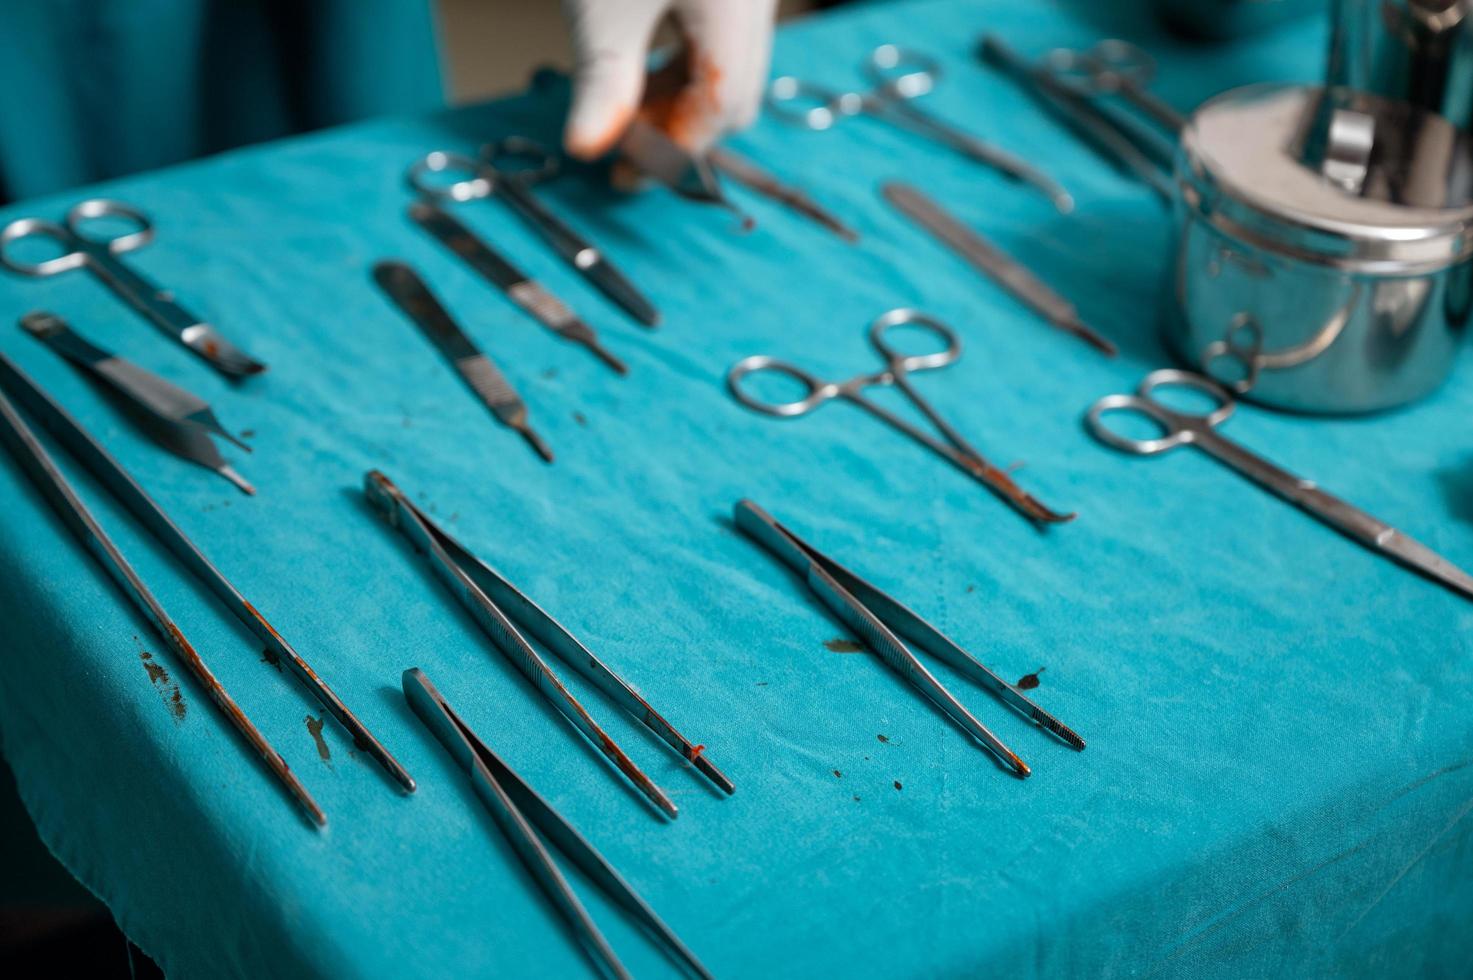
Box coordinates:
[365,471,734,816]
[735,500,1085,777]
[619,121,756,230]
[404,669,714,980]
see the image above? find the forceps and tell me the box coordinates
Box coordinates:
[736,501,1085,777]
[0,200,267,377]
[768,45,1074,214]
[404,669,712,980]
[727,309,1075,525]
[0,356,416,828]
[406,138,660,326]
[1086,369,1473,601]
[366,471,733,818]
[1043,39,1187,133]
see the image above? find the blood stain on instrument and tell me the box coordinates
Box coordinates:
[261,647,282,671]
[1017,667,1046,690]
[305,715,331,762]
[824,638,865,653]
[876,734,890,744]
[893,780,903,791]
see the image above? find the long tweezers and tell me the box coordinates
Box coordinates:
[366,471,732,816]
[404,668,713,980]
[0,353,416,801]
[735,500,1084,777]
[708,147,860,243]
[0,359,324,826]
[21,311,257,493]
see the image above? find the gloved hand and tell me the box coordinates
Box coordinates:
[562,0,779,160]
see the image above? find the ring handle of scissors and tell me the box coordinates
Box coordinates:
[480,136,560,185]
[405,150,494,203]
[727,355,836,417]
[862,44,941,100]
[1044,39,1154,93]
[65,198,155,254]
[767,76,865,130]
[868,308,961,373]
[0,218,86,277]
[1086,368,1235,455]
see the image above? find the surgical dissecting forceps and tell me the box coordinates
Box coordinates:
[1043,39,1187,133]
[1086,369,1473,601]
[0,199,267,377]
[407,138,660,326]
[366,471,733,817]
[708,146,860,243]
[727,309,1075,525]
[768,45,1074,213]
[735,501,1085,777]
[619,120,756,228]
[404,669,712,980]
[22,311,255,494]
[0,356,415,827]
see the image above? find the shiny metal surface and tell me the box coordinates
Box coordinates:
[372,260,553,462]
[881,182,1117,355]
[618,120,756,230]
[1329,0,1473,132]
[735,500,1085,778]
[0,199,266,377]
[406,140,661,327]
[368,472,732,820]
[1085,369,1473,601]
[1166,82,1473,412]
[1044,39,1188,132]
[771,44,1074,213]
[727,309,1075,525]
[403,669,713,980]
[708,146,860,243]
[22,311,255,494]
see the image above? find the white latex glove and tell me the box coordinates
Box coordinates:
[562,0,779,160]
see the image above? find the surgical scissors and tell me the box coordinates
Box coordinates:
[1086,369,1473,601]
[727,309,1075,525]
[0,199,267,377]
[768,45,1074,213]
[406,138,660,326]
[1043,39,1187,132]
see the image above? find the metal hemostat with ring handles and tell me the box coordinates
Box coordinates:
[727,308,1075,526]
[0,355,416,828]
[0,199,267,377]
[365,471,733,817]
[735,500,1085,777]
[404,669,713,980]
[1086,369,1473,602]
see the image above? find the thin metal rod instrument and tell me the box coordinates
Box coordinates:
[727,309,1075,525]
[619,120,756,229]
[406,138,660,327]
[408,201,627,375]
[1044,39,1188,132]
[978,36,1174,201]
[0,352,415,803]
[1086,369,1473,601]
[404,669,713,980]
[735,500,1084,777]
[21,311,256,494]
[0,199,267,377]
[372,260,553,463]
[882,182,1117,356]
[367,471,733,817]
[708,146,860,243]
[768,44,1074,214]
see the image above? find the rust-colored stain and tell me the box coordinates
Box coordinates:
[260,647,282,671]
[639,45,724,150]
[824,638,865,653]
[138,649,186,722]
[893,780,903,791]
[876,734,890,744]
[852,794,861,802]
[832,769,842,778]
[573,412,588,428]
[1017,667,1046,690]
[305,715,331,762]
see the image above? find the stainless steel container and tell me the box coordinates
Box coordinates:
[1329,0,1473,132]
[1164,82,1473,413]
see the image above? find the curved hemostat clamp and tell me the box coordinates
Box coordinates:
[735,499,1084,777]
[404,669,713,980]
[366,470,733,818]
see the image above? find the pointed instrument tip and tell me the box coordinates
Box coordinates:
[521,427,555,464]
[1038,712,1086,751]
[219,465,256,496]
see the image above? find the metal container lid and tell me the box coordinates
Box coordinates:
[1178,82,1473,274]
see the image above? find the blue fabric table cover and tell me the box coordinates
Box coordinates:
[1,1,1469,976]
